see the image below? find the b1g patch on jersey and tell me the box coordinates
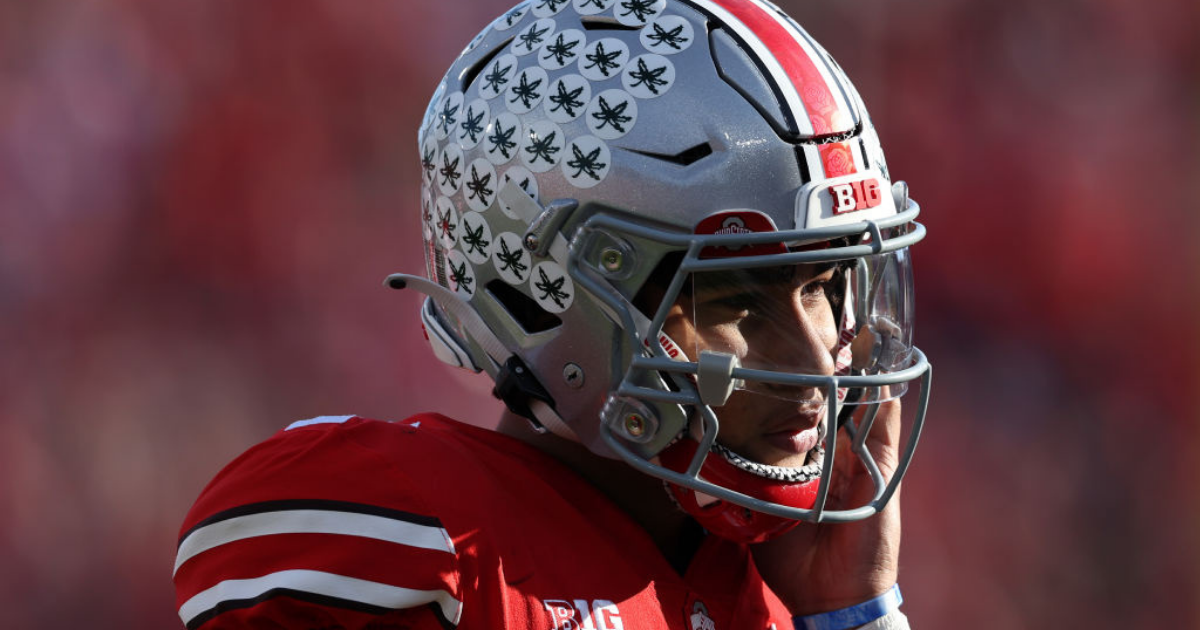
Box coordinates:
[544,599,623,630]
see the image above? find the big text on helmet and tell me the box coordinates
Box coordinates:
[544,599,624,630]
[830,178,883,215]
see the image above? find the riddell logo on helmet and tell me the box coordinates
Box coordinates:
[830,178,883,214]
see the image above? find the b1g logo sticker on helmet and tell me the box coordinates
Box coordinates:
[460,212,494,265]
[530,261,574,313]
[492,232,532,283]
[464,158,498,212]
[498,165,539,218]
[616,0,666,26]
[639,15,694,54]
[521,120,566,173]
[444,249,477,299]
[830,178,883,215]
[563,135,611,188]
[586,89,638,139]
[513,18,557,56]
[579,38,630,81]
[507,66,549,114]
[622,54,675,98]
[479,54,519,100]
[457,99,490,150]
[545,74,593,124]
[539,29,587,71]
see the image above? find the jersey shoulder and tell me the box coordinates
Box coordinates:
[174,413,480,630]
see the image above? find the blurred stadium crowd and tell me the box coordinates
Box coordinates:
[0,0,1196,627]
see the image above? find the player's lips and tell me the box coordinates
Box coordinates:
[764,408,824,455]
[764,426,820,455]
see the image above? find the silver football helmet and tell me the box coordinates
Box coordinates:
[390,0,930,541]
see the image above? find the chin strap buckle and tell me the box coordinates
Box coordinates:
[492,356,555,431]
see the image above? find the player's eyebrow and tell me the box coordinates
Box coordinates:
[691,263,837,299]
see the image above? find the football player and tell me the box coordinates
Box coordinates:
[174,1,931,628]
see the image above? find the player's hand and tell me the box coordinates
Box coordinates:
[750,397,903,615]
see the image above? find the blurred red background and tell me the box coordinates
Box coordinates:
[1,0,1196,627]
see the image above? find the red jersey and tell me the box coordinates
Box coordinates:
[174,414,792,629]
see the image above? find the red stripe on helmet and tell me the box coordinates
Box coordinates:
[819,141,858,178]
[703,0,852,136]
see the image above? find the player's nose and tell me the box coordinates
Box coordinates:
[760,295,836,377]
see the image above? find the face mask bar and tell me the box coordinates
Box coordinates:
[571,201,931,523]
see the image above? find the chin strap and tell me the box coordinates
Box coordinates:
[385,273,580,444]
[529,400,577,442]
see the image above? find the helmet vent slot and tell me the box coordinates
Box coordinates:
[486,280,562,333]
[626,142,713,166]
[709,26,800,142]
[457,36,514,93]
[580,16,641,31]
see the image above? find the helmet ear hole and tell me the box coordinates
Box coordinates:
[631,251,686,316]
[486,280,562,334]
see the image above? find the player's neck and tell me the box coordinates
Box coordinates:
[496,411,703,574]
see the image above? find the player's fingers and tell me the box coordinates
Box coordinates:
[827,396,902,507]
[863,396,902,478]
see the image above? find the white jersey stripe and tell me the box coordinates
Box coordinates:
[686,0,814,136]
[285,415,356,430]
[175,509,455,574]
[178,569,463,627]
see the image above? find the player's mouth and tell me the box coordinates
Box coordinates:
[714,414,826,483]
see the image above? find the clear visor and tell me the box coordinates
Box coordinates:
[676,248,916,405]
